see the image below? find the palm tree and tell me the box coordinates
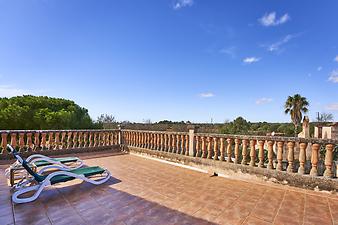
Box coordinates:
[284,94,309,136]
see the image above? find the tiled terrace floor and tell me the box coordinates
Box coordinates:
[0,152,337,225]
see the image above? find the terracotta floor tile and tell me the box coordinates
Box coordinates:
[243,216,272,225]
[0,154,337,225]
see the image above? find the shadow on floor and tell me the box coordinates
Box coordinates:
[11,176,216,225]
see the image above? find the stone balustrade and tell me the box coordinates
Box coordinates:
[1,128,337,179]
[122,129,338,179]
[122,130,190,156]
[0,129,120,157]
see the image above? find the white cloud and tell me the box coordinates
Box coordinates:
[334,55,338,62]
[259,12,290,27]
[328,69,338,83]
[326,103,338,111]
[256,97,273,105]
[173,0,193,10]
[0,85,34,97]
[243,57,260,64]
[317,66,322,71]
[267,34,297,52]
[199,92,215,98]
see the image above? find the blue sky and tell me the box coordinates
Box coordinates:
[0,0,337,123]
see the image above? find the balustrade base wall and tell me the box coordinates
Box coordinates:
[126,145,338,192]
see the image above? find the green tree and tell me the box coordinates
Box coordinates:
[284,94,309,136]
[0,95,99,129]
[316,112,334,122]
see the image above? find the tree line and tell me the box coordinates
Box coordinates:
[0,96,100,130]
[0,95,334,136]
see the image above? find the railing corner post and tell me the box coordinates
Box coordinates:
[188,126,197,157]
[118,125,123,145]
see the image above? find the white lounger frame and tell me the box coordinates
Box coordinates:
[5,154,84,179]
[13,168,111,204]
[6,145,111,204]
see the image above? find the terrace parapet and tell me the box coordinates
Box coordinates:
[0,129,120,159]
[122,129,338,180]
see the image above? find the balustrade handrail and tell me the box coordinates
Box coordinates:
[121,129,188,135]
[194,132,338,145]
[0,129,119,133]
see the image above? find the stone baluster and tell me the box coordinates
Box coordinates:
[102,132,107,146]
[166,134,170,152]
[54,132,60,150]
[324,144,334,178]
[152,133,155,149]
[180,135,184,154]
[201,136,207,158]
[151,133,155,149]
[171,134,176,153]
[241,139,249,165]
[298,142,307,174]
[111,132,115,145]
[145,133,149,148]
[83,132,88,148]
[102,132,106,146]
[41,132,47,150]
[176,134,181,154]
[156,133,160,150]
[164,134,168,151]
[61,132,67,149]
[249,139,256,167]
[1,132,8,155]
[276,141,284,171]
[26,132,33,152]
[226,138,233,163]
[213,137,218,160]
[115,131,118,145]
[286,141,295,172]
[142,133,146,148]
[234,138,240,164]
[152,133,156,149]
[133,132,136,147]
[129,132,132,146]
[219,137,225,161]
[19,133,25,152]
[141,132,145,148]
[258,140,265,168]
[67,132,73,148]
[94,132,98,147]
[123,132,127,145]
[48,132,54,150]
[160,133,164,151]
[310,143,320,176]
[137,132,140,147]
[72,132,78,148]
[195,136,200,157]
[34,132,40,151]
[100,132,104,146]
[140,132,144,148]
[134,132,137,147]
[267,140,274,169]
[89,132,93,147]
[144,132,147,148]
[185,135,189,156]
[106,132,110,145]
[207,137,212,159]
[10,132,17,149]
[129,132,132,145]
[148,133,152,149]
